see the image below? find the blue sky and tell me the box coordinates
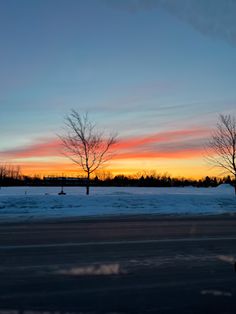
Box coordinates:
[0,0,236,176]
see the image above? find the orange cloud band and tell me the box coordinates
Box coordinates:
[0,128,210,162]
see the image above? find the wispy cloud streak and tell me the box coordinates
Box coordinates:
[113,128,208,151]
[105,0,236,46]
[0,128,210,161]
[0,139,62,159]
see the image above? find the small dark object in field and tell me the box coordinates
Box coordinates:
[58,188,66,195]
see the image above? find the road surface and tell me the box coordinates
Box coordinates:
[0,216,236,313]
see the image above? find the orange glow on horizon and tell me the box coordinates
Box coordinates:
[1,127,217,179]
[17,157,219,180]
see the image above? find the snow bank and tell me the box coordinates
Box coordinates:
[216,183,233,190]
[0,186,235,222]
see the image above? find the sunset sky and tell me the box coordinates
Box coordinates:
[0,0,236,178]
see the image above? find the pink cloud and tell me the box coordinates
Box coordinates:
[0,138,63,159]
[0,127,210,161]
[113,128,209,151]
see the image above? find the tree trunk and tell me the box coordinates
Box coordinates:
[86,172,90,195]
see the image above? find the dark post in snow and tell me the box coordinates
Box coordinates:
[58,174,66,195]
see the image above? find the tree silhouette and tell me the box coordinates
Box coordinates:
[206,114,236,194]
[60,110,117,195]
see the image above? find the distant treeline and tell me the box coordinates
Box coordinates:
[0,164,21,187]
[0,166,234,188]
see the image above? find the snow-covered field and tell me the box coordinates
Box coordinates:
[0,185,235,222]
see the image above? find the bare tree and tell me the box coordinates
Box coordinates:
[60,110,117,195]
[0,164,7,189]
[206,114,236,194]
[0,164,21,189]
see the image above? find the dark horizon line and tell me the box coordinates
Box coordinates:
[0,173,234,189]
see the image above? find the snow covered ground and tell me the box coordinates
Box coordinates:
[0,185,235,222]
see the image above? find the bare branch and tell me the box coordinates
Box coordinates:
[206,114,236,194]
[59,110,118,194]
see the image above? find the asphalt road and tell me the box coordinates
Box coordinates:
[1,216,236,314]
